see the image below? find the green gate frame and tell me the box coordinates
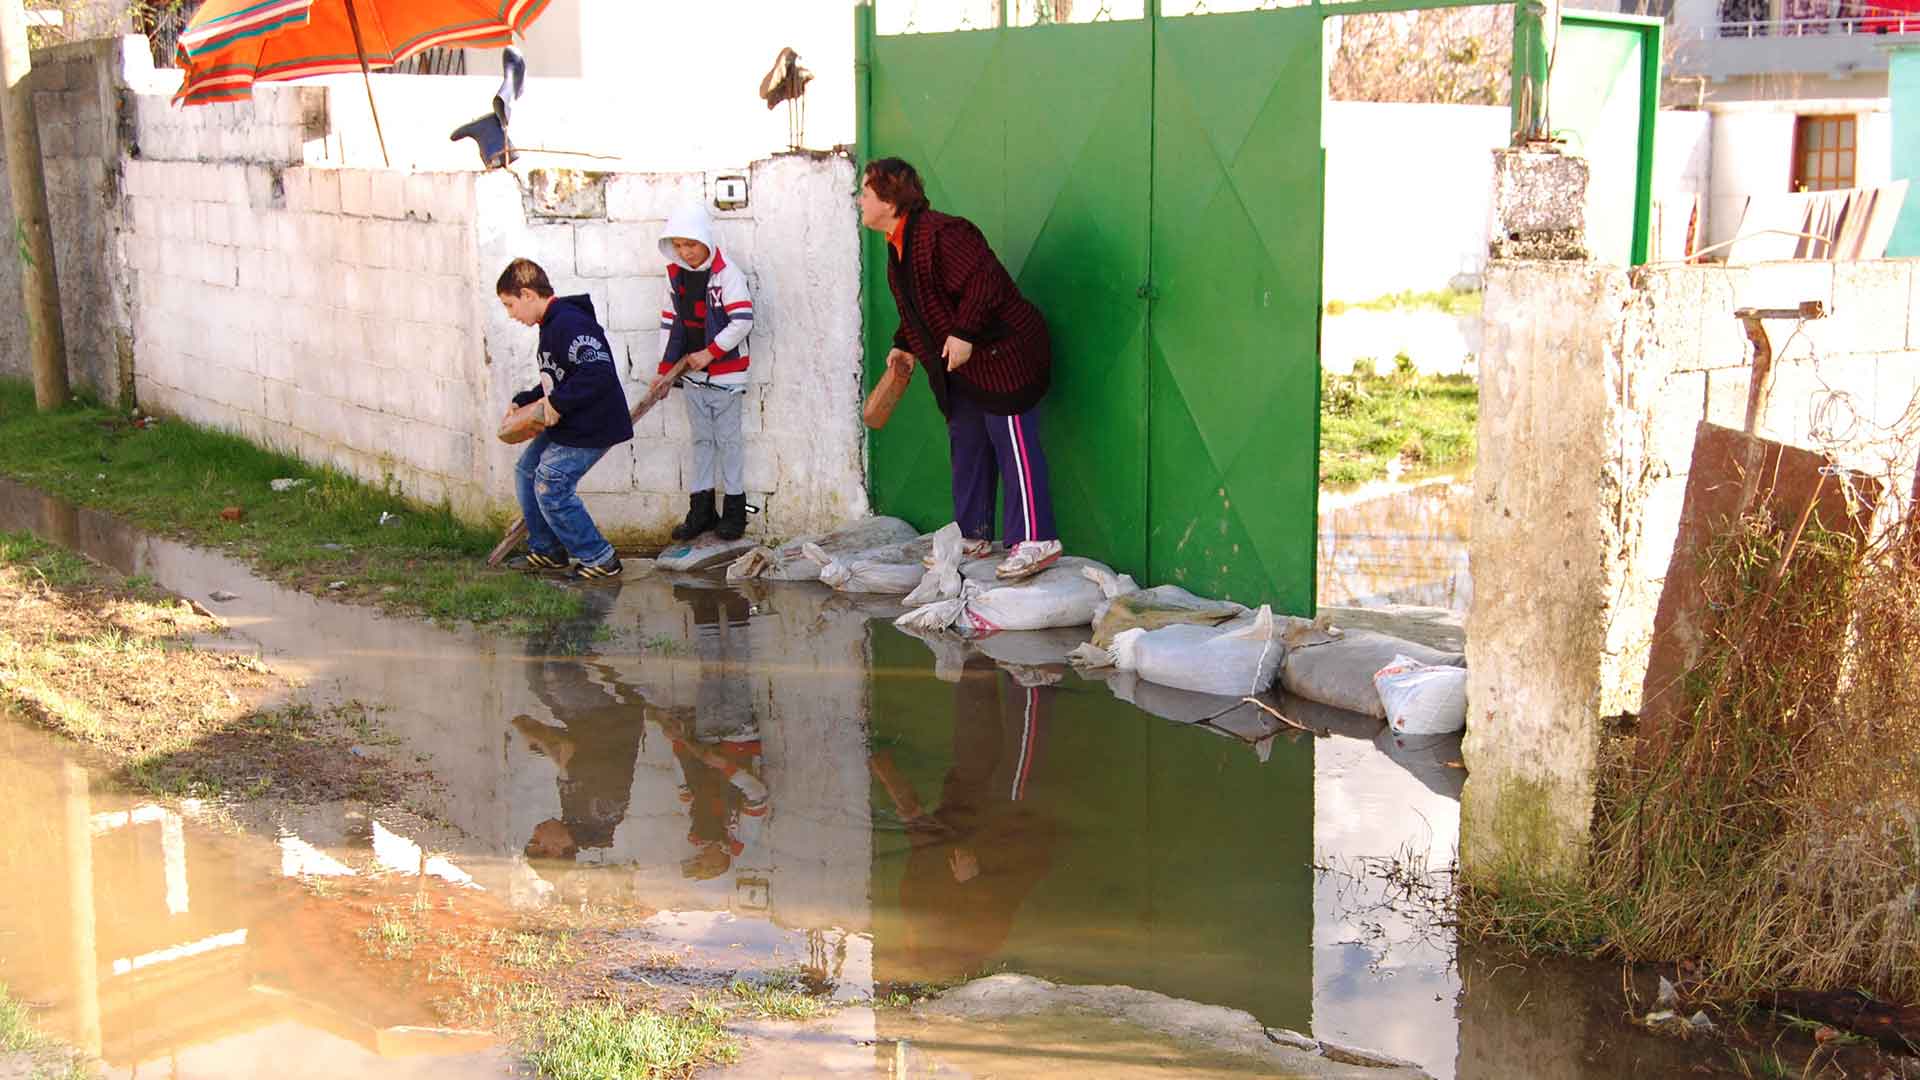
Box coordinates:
[854,0,1661,612]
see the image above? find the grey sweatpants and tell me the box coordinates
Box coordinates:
[682,382,745,496]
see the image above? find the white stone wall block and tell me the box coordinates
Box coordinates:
[370,172,405,220]
[339,170,373,216]
[580,442,636,495]
[575,222,653,278]
[307,168,341,215]
[1827,262,1912,356]
[633,444,683,494]
[403,174,436,222]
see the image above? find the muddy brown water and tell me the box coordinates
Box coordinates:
[0,479,1740,1078]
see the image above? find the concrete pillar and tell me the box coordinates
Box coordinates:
[1459,260,1638,889]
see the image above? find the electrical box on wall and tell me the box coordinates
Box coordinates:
[713,174,749,211]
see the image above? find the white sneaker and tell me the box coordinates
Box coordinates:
[996,539,1063,580]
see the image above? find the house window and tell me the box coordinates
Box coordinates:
[1792,115,1857,192]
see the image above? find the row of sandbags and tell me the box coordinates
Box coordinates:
[727,516,1469,734]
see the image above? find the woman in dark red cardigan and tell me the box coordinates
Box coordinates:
[859,157,1062,581]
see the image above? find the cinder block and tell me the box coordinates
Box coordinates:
[307,168,341,215]
[606,173,705,223]
[397,224,433,273]
[361,219,394,269]
[633,444,682,493]
[1827,261,1912,355]
[198,204,232,247]
[227,205,265,250]
[370,172,404,220]
[402,174,435,221]
[1874,352,1920,434]
[743,446,778,494]
[282,167,312,212]
[574,223,653,278]
[433,174,474,225]
[580,442,635,495]
[339,170,372,216]
[297,213,338,261]
[429,223,472,277]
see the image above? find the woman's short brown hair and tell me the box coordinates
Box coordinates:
[863,157,929,215]
[495,257,554,298]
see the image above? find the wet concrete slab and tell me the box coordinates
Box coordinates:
[0,477,1762,1079]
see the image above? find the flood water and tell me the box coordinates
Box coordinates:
[0,479,1729,1078]
[1318,477,1471,612]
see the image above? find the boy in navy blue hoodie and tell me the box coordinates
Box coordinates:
[497,258,633,582]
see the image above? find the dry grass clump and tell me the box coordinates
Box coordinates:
[1470,507,1920,1003]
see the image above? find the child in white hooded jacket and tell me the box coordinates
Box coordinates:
[653,204,755,542]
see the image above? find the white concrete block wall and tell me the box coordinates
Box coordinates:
[474,156,866,543]
[126,145,488,514]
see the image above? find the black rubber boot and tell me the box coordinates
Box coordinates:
[715,493,748,541]
[671,490,717,542]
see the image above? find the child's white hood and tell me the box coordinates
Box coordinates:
[659,203,717,268]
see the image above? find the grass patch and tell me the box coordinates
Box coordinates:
[0,381,582,627]
[1320,367,1477,487]
[1324,288,1482,318]
[525,1002,737,1080]
[725,972,833,1021]
[0,983,40,1053]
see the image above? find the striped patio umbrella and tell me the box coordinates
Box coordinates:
[174,0,550,161]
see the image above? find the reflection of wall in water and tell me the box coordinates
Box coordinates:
[1311,726,1463,1078]
[0,487,876,947]
[1318,481,1472,610]
[864,629,1313,1028]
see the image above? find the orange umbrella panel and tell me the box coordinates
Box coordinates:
[175,0,550,106]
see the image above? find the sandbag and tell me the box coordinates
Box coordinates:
[1085,568,1249,647]
[1373,654,1469,735]
[902,522,1002,607]
[1103,606,1285,698]
[1282,630,1465,718]
[806,535,934,594]
[894,557,1112,634]
[727,516,921,582]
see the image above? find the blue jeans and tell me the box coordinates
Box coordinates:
[515,433,615,566]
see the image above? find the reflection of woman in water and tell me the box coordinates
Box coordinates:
[870,659,1058,981]
[514,586,650,861]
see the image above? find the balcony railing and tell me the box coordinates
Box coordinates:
[1698,0,1920,38]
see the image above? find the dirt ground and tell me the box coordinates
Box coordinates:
[0,548,411,805]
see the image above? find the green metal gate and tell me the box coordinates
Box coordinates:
[857,3,1659,612]
[859,4,1321,610]
[1147,8,1322,610]
[861,17,1155,579]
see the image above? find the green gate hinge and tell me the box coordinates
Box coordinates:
[1135,281,1159,301]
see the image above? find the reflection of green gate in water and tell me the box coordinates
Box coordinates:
[857,3,1659,612]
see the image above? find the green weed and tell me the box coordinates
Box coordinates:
[1320,372,1476,487]
[526,1002,737,1080]
[0,381,583,628]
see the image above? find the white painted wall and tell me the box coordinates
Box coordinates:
[116,65,868,541]
[474,156,869,539]
[1706,100,1893,250]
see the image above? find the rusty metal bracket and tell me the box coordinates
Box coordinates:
[1733,301,1827,435]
